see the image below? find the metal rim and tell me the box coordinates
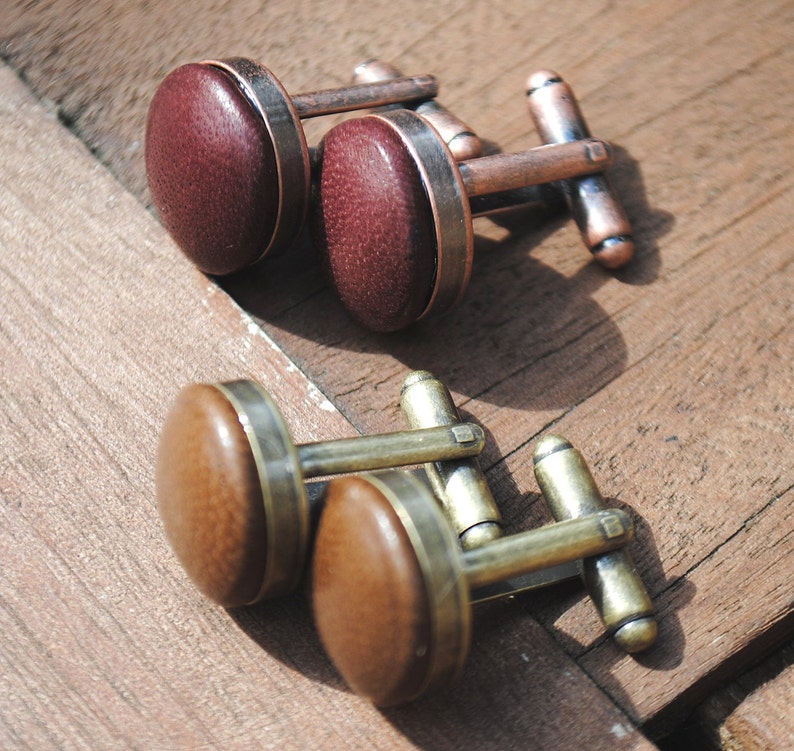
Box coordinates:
[372,110,473,321]
[364,470,471,699]
[206,58,311,263]
[215,381,309,602]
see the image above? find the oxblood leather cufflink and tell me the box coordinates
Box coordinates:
[145,58,438,275]
[313,107,615,331]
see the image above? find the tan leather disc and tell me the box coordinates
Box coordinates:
[156,383,267,607]
[312,474,435,705]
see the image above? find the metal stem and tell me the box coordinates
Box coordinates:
[533,435,657,652]
[291,75,438,118]
[458,138,613,198]
[400,371,502,549]
[469,183,563,218]
[296,423,484,477]
[352,60,481,160]
[463,509,634,591]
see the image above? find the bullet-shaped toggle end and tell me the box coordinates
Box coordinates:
[614,616,659,654]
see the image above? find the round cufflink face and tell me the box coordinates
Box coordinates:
[156,382,307,607]
[146,63,279,274]
[314,115,439,331]
[145,61,309,275]
[314,111,472,332]
[312,471,470,706]
[156,382,270,606]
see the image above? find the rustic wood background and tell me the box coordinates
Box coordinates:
[1,1,791,749]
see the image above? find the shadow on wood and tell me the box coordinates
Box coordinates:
[221,143,672,416]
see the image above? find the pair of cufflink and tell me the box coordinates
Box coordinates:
[146,58,633,332]
[156,371,655,706]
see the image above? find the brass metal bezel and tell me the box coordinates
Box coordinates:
[216,380,309,603]
[364,470,471,700]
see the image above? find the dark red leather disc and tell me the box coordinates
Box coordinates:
[313,116,438,332]
[145,63,279,275]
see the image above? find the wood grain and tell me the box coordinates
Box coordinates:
[720,666,794,751]
[0,62,655,749]
[1,0,793,745]
[687,641,794,750]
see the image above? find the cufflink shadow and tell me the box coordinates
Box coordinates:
[219,143,672,420]
[227,591,347,690]
[225,480,347,690]
[380,598,648,751]
[506,498,695,738]
[511,499,690,671]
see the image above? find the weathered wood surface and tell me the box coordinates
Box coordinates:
[720,666,794,751]
[691,642,794,750]
[1,0,793,747]
[0,62,655,751]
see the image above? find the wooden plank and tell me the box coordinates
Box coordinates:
[683,641,794,748]
[231,7,794,731]
[494,173,794,733]
[231,0,794,441]
[2,0,793,740]
[0,63,657,750]
[720,666,794,751]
